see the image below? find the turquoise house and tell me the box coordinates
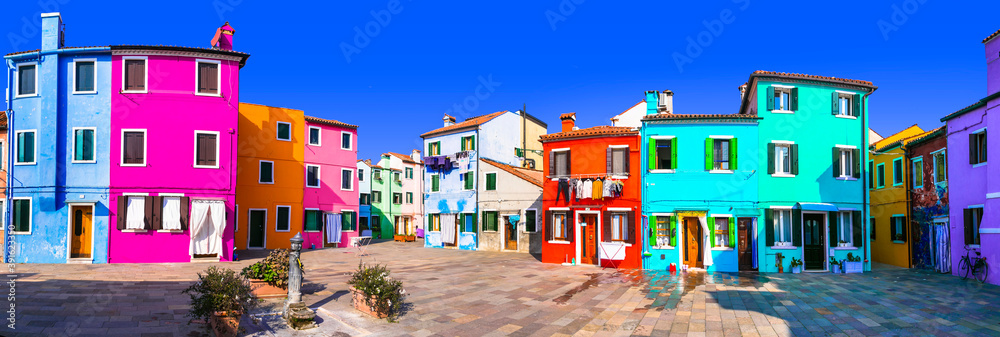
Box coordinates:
[640,91,760,272]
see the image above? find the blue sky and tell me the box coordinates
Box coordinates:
[3,1,998,161]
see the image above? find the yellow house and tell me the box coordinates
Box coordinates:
[869,125,925,268]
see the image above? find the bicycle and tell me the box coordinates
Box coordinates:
[958,245,989,283]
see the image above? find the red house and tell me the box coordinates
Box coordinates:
[540,113,642,269]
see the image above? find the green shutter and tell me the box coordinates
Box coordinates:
[648,138,656,171]
[464,172,473,190]
[669,216,677,247]
[790,144,799,175]
[765,209,775,246]
[470,136,475,150]
[16,133,24,163]
[707,217,715,248]
[84,129,94,161]
[670,138,678,169]
[432,175,439,191]
[705,138,713,171]
[728,219,736,248]
[486,173,496,190]
[853,94,862,117]
[832,148,841,177]
[766,86,774,111]
[729,138,737,170]
[767,143,775,174]
[461,137,467,151]
[832,92,840,115]
[304,211,320,231]
[790,87,799,111]
[648,216,657,245]
[459,213,466,232]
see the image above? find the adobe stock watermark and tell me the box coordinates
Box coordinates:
[876,0,928,41]
[443,74,502,119]
[341,0,413,63]
[545,0,585,31]
[672,0,750,74]
[213,0,243,21]
[7,0,71,51]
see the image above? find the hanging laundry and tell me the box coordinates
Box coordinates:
[603,179,614,198]
[556,178,570,204]
[592,178,604,200]
[582,179,593,199]
[570,178,580,201]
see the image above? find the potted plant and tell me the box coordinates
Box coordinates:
[829,257,843,273]
[775,253,784,273]
[347,262,406,322]
[893,233,905,242]
[843,253,863,273]
[183,266,258,337]
[789,257,803,274]
[838,240,852,248]
[240,249,303,298]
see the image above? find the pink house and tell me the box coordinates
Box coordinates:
[302,116,360,249]
[108,24,249,263]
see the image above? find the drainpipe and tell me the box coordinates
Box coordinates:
[861,91,874,269]
[902,143,913,268]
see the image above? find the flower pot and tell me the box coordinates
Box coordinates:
[249,279,286,299]
[349,287,388,319]
[393,235,416,242]
[843,261,863,274]
[210,311,240,337]
[830,265,841,274]
[791,266,801,274]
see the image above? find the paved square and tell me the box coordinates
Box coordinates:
[5,241,1000,336]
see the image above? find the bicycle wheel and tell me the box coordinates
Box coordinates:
[959,258,971,280]
[974,261,989,283]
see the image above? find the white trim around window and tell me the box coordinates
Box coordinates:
[649,136,676,173]
[14,129,38,166]
[835,144,858,149]
[192,130,220,169]
[276,121,292,141]
[340,131,353,150]
[708,135,734,139]
[119,129,148,167]
[259,160,275,184]
[71,58,98,95]
[15,62,38,98]
[308,126,322,146]
[306,164,321,188]
[193,59,222,97]
[71,127,98,164]
[275,205,291,232]
[11,197,32,235]
[341,168,354,191]
[121,56,148,94]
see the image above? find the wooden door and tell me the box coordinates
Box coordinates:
[803,214,825,270]
[737,218,754,271]
[248,210,266,249]
[580,214,597,265]
[684,217,703,268]
[504,216,517,250]
[70,206,92,258]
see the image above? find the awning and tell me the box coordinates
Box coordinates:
[793,202,839,212]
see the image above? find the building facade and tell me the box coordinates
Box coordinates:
[905,127,950,273]
[380,151,424,242]
[357,160,373,235]
[369,161,401,240]
[869,125,926,268]
[540,114,642,269]
[477,158,543,253]
[640,91,760,272]
[302,116,359,249]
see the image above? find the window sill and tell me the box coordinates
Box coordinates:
[194,92,222,97]
[341,147,353,151]
[771,110,794,114]
[548,240,571,245]
[833,246,858,250]
[258,181,275,185]
[837,177,859,181]
[892,240,906,244]
[653,246,675,250]
[770,245,797,250]
[72,91,98,95]
[194,165,219,169]
[121,90,147,94]
[969,244,981,249]
[10,232,31,235]
[307,143,321,147]
[650,169,675,174]
[121,229,147,233]
[157,230,184,233]
[15,94,39,99]
[306,185,321,189]
[711,247,733,251]
[709,170,734,174]
[771,173,795,178]
[120,163,147,167]
[604,242,632,247]
[276,138,291,142]
[72,160,97,164]
[972,162,987,168]
[304,230,321,233]
[14,162,37,166]
[834,115,858,120]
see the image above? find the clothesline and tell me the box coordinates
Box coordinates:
[550,173,630,179]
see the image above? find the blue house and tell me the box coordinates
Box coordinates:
[420,111,545,250]
[6,13,111,263]
[640,90,760,272]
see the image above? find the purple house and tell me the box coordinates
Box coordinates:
[939,29,1000,285]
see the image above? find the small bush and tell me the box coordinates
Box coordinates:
[183,266,258,322]
[347,262,406,322]
[240,249,303,289]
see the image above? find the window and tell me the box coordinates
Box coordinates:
[15,130,37,165]
[12,198,31,233]
[276,122,291,141]
[405,167,413,179]
[482,211,499,232]
[773,209,792,246]
[304,210,322,232]
[834,147,858,179]
[833,92,860,117]
[770,143,797,175]
[259,161,274,184]
[463,171,474,190]
[431,174,440,192]
[121,130,146,166]
[461,136,476,151]
[912,158,923,189]
[341,132,352,150]
[485,172,497,191]
[890,216,906,242]
[462,214,476,233]
[654,216,673,248]
[358,169,365,181]
[306,165,321,188]
[125,196,146,230]
[72,128,96,163]
[429,214,441,231]
[708,138,736,171]
[651,138,676,171]
[393,172,401,183]
[870,217,876,240]
[161,197,183,230]
[406,192,413,204]
[194,132,218,168]
[552,212,567,241]
[551,150,570,177]
[341,168,353,190]
[525,210,537,232]
[428,141,441,156]
[373,170,382,181]
[608,146,629,176]
[276,206,291,232]
[16,63,37,97]
[970,130,987,165]
[360,193,370,205]
[392,193,402,205]
[610,212,628,242]
[892,158,903,185]
[868,161,875,189]
[123,58,146,93]
[713,217,729,247]
[965,207,983,246]
[73,60,96,93]
[372,191,382,203]
[342,211,357,231]
[836,212,852,246]
[196,60,220,95]
[933,150,947,183]
[876,163,885,188]
[768,86,796,111]
[308,126,321,146]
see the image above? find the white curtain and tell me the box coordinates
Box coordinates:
[190,200,225,256]
[935,223,951,274]
[125,197,145,229]
[326,213,342,243]
[441,214,456,244]
[161,197,182,230]
[699,215,713,267]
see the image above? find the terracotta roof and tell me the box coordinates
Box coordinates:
[480,158,543,188]
[5,45,110,57]
[420,111,507,138]
[643,113,760,121]
[539,125,638,142]
[750,70,875,87]
[304,115,358,129]
[611,101,644,121]
[940,90,1000,122]
[386,152,423,165]
[984,28,1000,43]
[0,114,6,130]
[559,112,576,120]
[906,126,946,147]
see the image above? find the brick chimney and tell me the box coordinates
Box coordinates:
[41,13,64,51]
[211,22,235,50]
[985,30,1000,96]
[560,113,576,132]
[443,114,456,127]
[645,90,658,115]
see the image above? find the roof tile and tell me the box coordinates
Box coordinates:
[540,125,638,142]
[984,28,1000,43]
[751,70,875,87]
[305,115,358,129]
[642,113,760,121]
[480,158,543,188]
[420,111,507,138]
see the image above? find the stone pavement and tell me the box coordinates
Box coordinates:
[4,240,1000,336]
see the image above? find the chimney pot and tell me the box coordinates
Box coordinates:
[443,114,456,127]
[559,113,576,133]
[658,90,674,113]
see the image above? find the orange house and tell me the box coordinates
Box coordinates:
[540,113,643,269]
[236,103,305,250]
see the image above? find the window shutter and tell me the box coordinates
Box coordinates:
[74,131,84,161]
[766,86,774,111]
[852,149,861,178]
[545,211,553,241]
[566,150,571,176]
[151,196,163,231]
[890,217,897,241]
[792,208,802,247]
[602,212,611,243]
[143,196,155,230]
[459,212,465,232]
[16,133,24,163]
[669,216,677,247]
[606,147,613,175]
[623,146,630,174]
[116,196,127,230]
[180,197,190,230]
[767,143,775,174]
[548,151,556,177]
[670,138,678,169]
[852,211,863,248]
[470,136,475,151]
[964,208,973,245]
[707,217,715,248]
[831,92,839,115]
[832,148,841,177]
[828,211,838,247]
[626,211,636,245]
[765,209,774,247]
[648,216,657,245]
[728,219,736,248]
[790,88,799,111]
[852,94,862,117]
[648,138,656,171]
[791,144,799,175]
[729,138,738,170]
[84,129,94,161]
[566,213,575,242]
[461,138,467,151]
[705,138,713,171]
[969,133,977,164]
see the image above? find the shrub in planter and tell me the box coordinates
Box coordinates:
[829,257,843,273]
[183,266,258,336]
[789,257,803,274]
[843,253,864,273]
[240,249,303,290]
[347,262,406,322]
